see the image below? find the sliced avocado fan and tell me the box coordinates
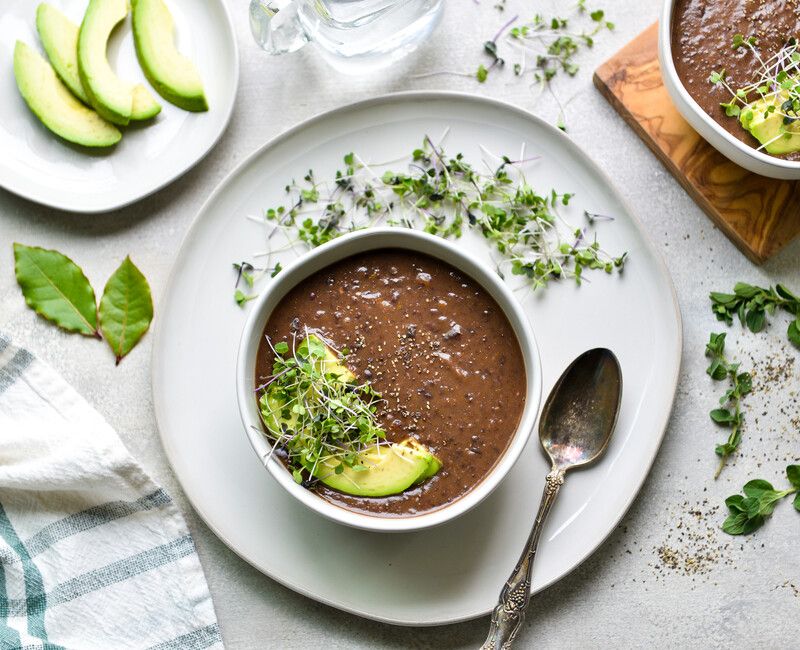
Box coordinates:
[259,334,442,497]
[739,92,800,155]
[13,41,121,148]
[78,0,160,125]
[132,0,208,112]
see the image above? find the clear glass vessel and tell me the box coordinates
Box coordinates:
[249,0,443,74]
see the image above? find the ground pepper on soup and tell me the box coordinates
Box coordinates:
[255,249,526,517]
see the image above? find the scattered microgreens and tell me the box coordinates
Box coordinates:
[232,261,282,307]
[722,466,800,535]
[708,36,800,149]
[232,136,626,302]
[257,332,386,484]
[710,282,800,348]
[705,332,752,479]
[477,2,614,129]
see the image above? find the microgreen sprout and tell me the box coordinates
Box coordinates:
[239,137,625,295]
[709,36,800,149]
[474,3,613,128]
[257,331,387,484]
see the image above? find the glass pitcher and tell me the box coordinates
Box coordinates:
[249,0,443,74]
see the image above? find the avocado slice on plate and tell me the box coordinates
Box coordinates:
[132,0,208,112]
[739,95,800,155]
[36,3,89,104]
[13,41,121,148]
[78,0,160,125]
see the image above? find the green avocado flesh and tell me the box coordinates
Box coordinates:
[132,0,208,112]
[739,94,800,155]
[13,41,121,148]
[78,0,160,125]
[36,4,89,104]
[260,335,442,497]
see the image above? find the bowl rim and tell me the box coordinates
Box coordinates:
[659,0,800,172]
[235,227,543,533]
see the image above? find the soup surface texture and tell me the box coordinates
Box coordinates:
[256,249,526,517]
[671,0,800,159]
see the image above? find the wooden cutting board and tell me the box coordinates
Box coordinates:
[593,23,800,264]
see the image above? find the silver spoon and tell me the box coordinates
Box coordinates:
[482,348,622,650]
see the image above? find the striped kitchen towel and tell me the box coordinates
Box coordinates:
[0,335,223,650]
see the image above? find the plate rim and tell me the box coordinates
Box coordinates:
[151,90,684,626]
[0,0,239,214]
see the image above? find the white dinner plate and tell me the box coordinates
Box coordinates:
[151,92,682,626]
[0,0,237,213]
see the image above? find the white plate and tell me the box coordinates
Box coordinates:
[0,0,237,213]
[151,92,682,626]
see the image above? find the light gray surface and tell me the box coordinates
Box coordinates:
[1,1,798,648]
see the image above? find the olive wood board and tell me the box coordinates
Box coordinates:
[593,22,800,264]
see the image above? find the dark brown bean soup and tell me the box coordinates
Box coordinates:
[255,249,526,517]
[672,0,800,159]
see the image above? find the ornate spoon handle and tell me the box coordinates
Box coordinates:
[481,468,566,650]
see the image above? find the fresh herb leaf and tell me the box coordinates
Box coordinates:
[722,466,800,535]
[98,257,154,365]
[13,243,99,337]
[234,289,257,307]
[705,332,752,478]
[710,282,800,347]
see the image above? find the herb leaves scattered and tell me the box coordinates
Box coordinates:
[98,257,154,365]
[705,332,752,479]
[477,3,614,128]
[710,282,800,347]
[722,466,800,535]
[13,243,99,338]
[234,137,625,304]
[13,243,153,364]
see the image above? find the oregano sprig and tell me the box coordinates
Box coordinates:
[722,466,800,535]
[705,332,753,478]
[710,282,800,347]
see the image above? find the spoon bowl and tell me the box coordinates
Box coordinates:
[540,348,622,471]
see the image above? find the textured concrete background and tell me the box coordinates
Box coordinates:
[1,0,799,647]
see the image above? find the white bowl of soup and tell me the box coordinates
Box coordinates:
[235,228,542,532]
[660,0,800,179]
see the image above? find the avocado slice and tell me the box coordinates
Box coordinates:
[398,437,442,482]
[132,0,208,112]
[315,443,431,497]
[739,95,800,155]
[259,334,442,497]
[78,0,160,125]
[36,4,89,104]
[13,41,121,148]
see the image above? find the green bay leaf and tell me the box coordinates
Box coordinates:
[99,256,153,364]
[13,243,98,336]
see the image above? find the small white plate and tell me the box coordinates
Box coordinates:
[151,92,683,626]
[0,0,237,213]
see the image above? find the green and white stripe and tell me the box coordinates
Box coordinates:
[0,335,222,649]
